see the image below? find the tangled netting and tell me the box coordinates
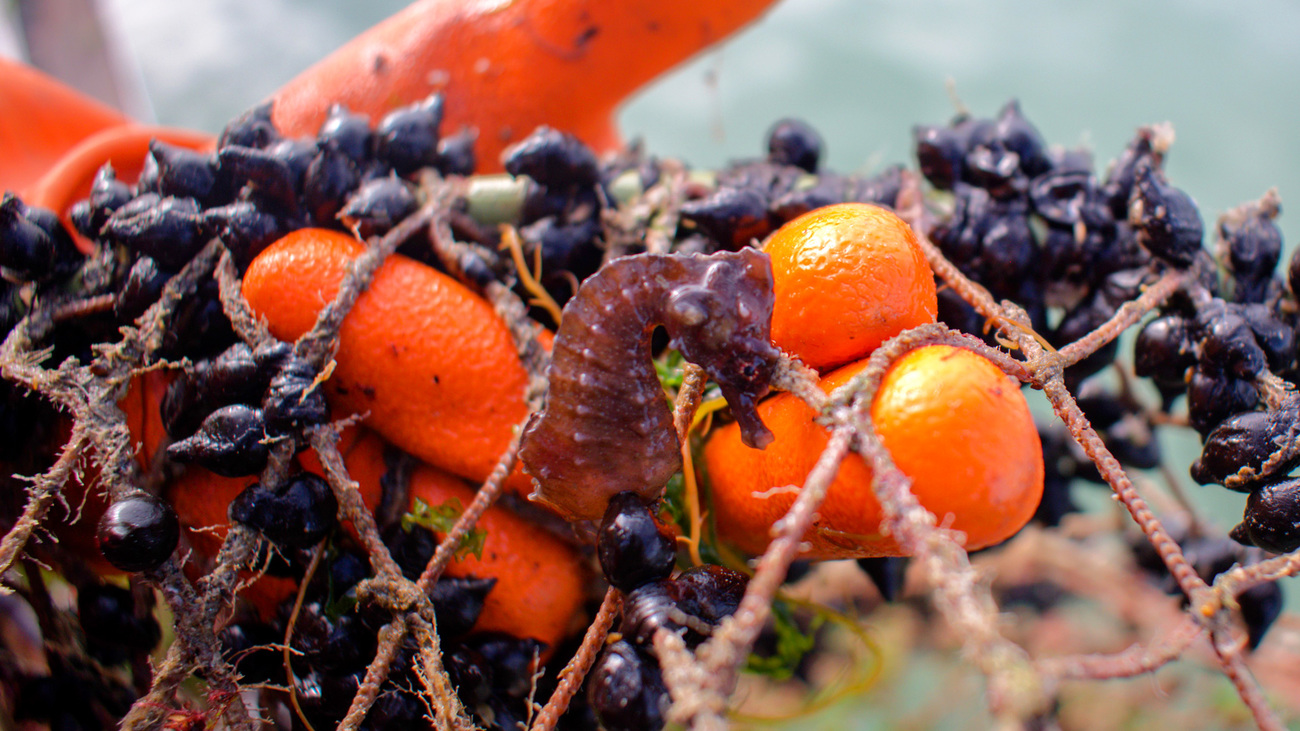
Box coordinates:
[2,98,1300,731]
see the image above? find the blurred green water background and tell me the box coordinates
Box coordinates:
[91,1,1300,726]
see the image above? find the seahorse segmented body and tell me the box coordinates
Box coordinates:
[520,249,780,523]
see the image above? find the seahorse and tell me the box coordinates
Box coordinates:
[520,248,780,523]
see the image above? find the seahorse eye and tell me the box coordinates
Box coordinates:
[667,293,708,327]
[702,260,730,289]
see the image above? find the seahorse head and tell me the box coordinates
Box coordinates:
[663,248,779,449]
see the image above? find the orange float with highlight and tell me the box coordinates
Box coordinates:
[241,228,540,496]
[763,202,938,371]
[704,345,1044,559]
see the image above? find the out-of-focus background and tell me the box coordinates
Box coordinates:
[4,2,1300,725]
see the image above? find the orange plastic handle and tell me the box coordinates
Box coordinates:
[0,57,129,194]
[270,0,780,170]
